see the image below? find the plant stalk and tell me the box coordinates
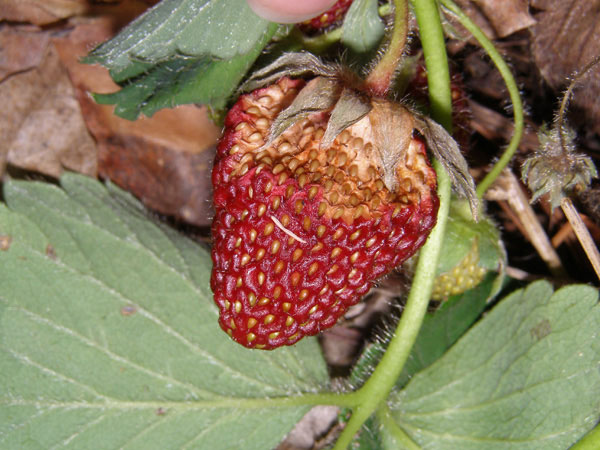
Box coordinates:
[560,197,600,282]
[439,0,524,199]
[365,0,410,95]
[557,55,600,153]
[332,0,453,447]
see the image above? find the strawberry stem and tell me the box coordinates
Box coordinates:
[556,55,600,154]
[364,0,410,96]
[438,0,524,200]
[332,0,453,447]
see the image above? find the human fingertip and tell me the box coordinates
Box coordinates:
[246,0,338,23]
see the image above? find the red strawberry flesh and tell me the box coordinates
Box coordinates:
[211,77,439,349]
[299,0,354,32]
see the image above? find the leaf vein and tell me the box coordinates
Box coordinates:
[14,305,221,400]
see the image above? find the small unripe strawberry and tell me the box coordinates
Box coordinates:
[431,240,487,300]
[404,59,472,149]
[431,199,505,301]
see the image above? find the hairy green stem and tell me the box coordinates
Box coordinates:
[414,1,453,129]
[365,0,410,95]
[332,1,453,447]
[557,55,600,152]
[439,0,523,199]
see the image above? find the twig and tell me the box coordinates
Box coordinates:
[560,197,600,282]
[485,169,566,278]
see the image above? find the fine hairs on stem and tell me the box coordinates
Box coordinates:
[556,55,600,158]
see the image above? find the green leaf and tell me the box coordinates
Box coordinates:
[94,24,278,120]
[349,276,492,390]
[341,0,385,53]
[85,0,271,80]
[393,281,600,449]
[396,275,493,387]
[0,174,329,449]
[353,416,385,450]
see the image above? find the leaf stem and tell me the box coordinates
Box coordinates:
[21,392,361,412]
[331,1,453,447]
[439,0,523,199]
[365,0,410,95]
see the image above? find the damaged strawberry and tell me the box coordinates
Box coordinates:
[210,54,477,350]
[298,0,354,33]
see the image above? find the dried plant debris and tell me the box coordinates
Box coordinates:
[453,0,535,39]
[0,0,88,25]
[0,42,96,178]
[532,0,600,133]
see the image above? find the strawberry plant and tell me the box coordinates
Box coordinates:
[1,0,600,449]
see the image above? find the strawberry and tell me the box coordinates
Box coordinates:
[211,76,440,349]
[298,0,354,33]
[431,239,487,300]
[210,51,478,350]
[404,59,472,149]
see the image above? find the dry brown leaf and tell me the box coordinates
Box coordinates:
[277,406,340,450]
[0,26,50,82]
[452,0,535,39]
[53,17,220,226]
[0,40,96,178]
[0,0,89,25]
[532,0,600,134]
[530,0,554,8]
[477,0,535,37]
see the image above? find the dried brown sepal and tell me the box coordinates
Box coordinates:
[321,88,372,149]
[241,52,339,93]
[267,77,341,146]
[415,115,479,220]
[368,100,416,192]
